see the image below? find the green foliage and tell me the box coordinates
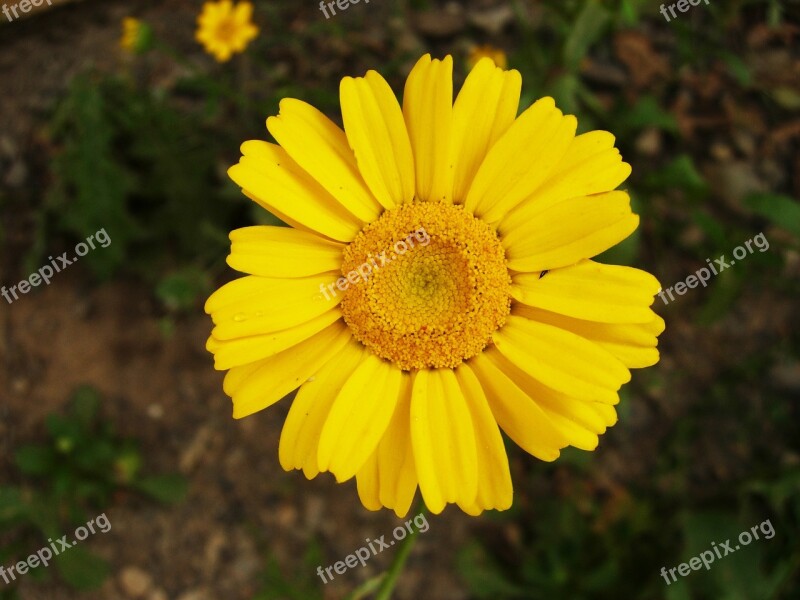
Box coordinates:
[156,267,213,313]
[562,2,611,73]
[39,72,247,309]
[615,96,680,136]
[744,193,800,240]
[53,546,111,591]
[44,75,138,279]
[458,464,799,600]
[643,155,709,200]
[252,541,323,600]
[0,386,187,592]
[458,478,666,599]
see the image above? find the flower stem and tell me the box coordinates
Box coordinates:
[374,507,427,600]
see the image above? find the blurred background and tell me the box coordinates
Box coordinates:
[1,0,799,598]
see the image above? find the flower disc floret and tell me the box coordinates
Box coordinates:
[341,202,511,370]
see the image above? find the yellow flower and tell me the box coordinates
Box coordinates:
[195,0,259,63]
[120,17,150,54]
[206,55,664,517]
[468,44,508,70]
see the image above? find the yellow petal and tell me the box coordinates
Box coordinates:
[210,309,342,370]
[410,369,478,514]
[451,58,521,203]
[234,1,252,22]
[378,376,417,516]
[403,54,454,203]
[589,402,618,427]
[318,354,405,482]
[454,365,513,513]
[266,99,381,222]
[464,97,577,223]
[494,315,630,403]
[511,260,661,324]
[206,273,340,340]
[503,191,639,272]
[484,350,605,450]
[355,375,418,516]
[229,141,362,242]
[356,452,382,511]
[226,321,352,419]
[227,226,343,278]
[341,71,415,208]
[516,304,664,369]
[468,353,567,460]
[222,360,262,398]
[499,131,631,233]
[279,340,367,478]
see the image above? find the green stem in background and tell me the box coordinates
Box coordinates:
[373,528,418,600]
[373,505,428,600]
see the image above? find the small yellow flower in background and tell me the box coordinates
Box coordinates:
[206,54,664,517]
[195,0,259,63]
[120,17,152,54]
[468,44,508,70]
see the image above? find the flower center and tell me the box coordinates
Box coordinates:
[340,202,511,370]
[215,19,238,43]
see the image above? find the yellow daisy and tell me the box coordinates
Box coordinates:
[468,44,508,70]
[195,0,259,63]
[206,55,664,517]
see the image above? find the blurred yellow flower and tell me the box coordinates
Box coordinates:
[120,17,151,54]
[468,44,508,70]
[195,0,259,63]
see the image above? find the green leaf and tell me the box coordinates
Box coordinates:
[617,0,637,25]
[344,574,386,600]
[54,547,110,590]
[562,1,610,72]
[14,445,55,476]
[644,155,708,198]
[664,577,693,600]
[133,474,188,504]
[70,386,101,429]
[155,268,211,312]
[45,414,82,443]
[744,192,800,239]
[719,51,752,87]
[0,486,28,523]
[696,270,742,325]
[618,95,679,134]
[691,210,728,248]
[456,542,527,598]
[548,73,581,115]
[113,448,143,484]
